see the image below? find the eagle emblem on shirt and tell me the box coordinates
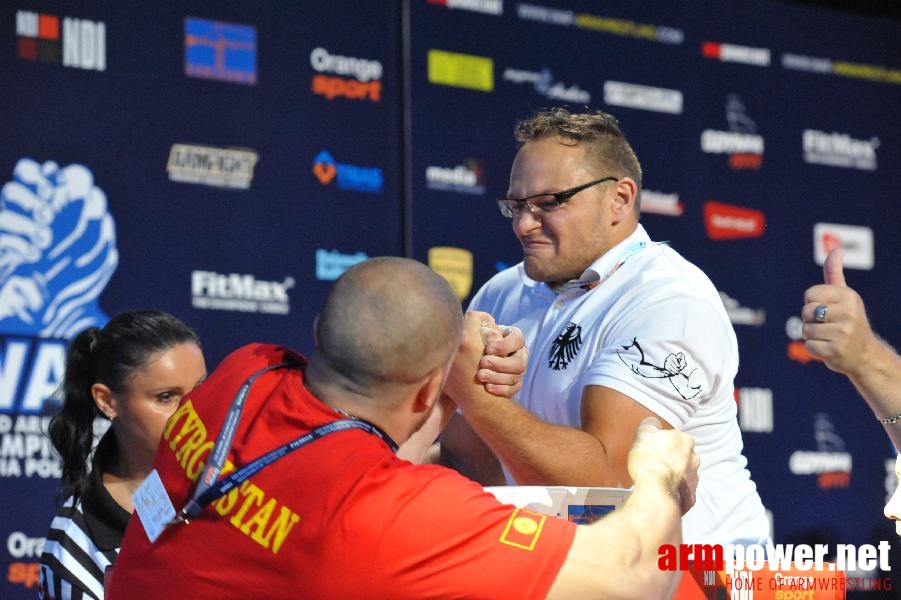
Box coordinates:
[547,322,582,370]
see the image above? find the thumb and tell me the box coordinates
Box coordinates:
[823,247,846,287]
[635,416,663,439]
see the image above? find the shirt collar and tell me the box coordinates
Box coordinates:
[551,224,651,294]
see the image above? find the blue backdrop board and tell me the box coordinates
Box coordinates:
[1,1,900,598]
[407,0,901,588]
[1,2,402,597]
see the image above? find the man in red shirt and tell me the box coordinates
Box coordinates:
[107,256,698,599]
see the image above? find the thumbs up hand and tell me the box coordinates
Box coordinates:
[802,248,875,376]
[822,247,846,287]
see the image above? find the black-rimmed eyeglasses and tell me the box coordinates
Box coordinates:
[496,177,619,218]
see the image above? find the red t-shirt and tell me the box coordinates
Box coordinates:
[107,343,576,600]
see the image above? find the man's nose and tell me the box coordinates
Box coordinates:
[513,206,542,235]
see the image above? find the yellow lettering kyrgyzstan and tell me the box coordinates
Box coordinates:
[162,400,302,554]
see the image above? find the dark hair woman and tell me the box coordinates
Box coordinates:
[39,310,206,600]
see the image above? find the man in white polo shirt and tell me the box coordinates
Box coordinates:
[441,107,770,546]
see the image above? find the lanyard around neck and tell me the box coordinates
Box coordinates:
[555,240,668,294]
[172,361,397,526]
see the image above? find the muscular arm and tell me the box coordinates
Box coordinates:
[446,382,667,487]
[846,341,901,447]
[439,412,506,484]
[405,320,527,466]
[546,477,681,599]
[546,420,697,599]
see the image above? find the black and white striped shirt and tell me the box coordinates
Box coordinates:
[39,447,129,600]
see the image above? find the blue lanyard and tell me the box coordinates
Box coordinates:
[173,362,398,525]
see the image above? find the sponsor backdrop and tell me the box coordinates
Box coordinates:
[1,0,899,597]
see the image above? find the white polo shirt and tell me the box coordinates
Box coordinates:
[470,224,771,545]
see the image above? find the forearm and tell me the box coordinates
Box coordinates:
[461,394,621,487]
[439,412,506,484]
[848,335,901,449]
[546,477,682,599]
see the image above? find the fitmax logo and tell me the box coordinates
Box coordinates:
[191,271,294,314]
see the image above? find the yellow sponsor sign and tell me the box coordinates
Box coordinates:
[427,49,494,92]
[833,61,901,85]
[428,246,473,300]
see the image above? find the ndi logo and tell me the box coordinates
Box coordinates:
[191,271,294,314]
[312,151,383,194]
[16,11,106,71]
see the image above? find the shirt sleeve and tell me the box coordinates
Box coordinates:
[362,465,576,600]
[585,285,737,427]
[39,559,100,600]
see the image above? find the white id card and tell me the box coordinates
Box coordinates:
[133,468,177,543]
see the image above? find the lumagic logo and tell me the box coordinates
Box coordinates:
[660,542,893,596]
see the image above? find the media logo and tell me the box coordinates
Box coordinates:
[167,144,258,189]
[788,412,852,489]
[428,247,473,300]
[702,41,771,67]
[503,67,590,104]
[813,223,874,270]
[428,50,494,92]
[184,17,257,85]
[701,94,764,170]
[640,190,683,217]
[310,47,382,102]
[1,159,118,415]
[703,201,765,240]
[16,11,106,71]
[191,271,294,315]
[312,151,383,194]
[736,387,773,433]
[425,160,485,194]
[719,292,765,326]
[603,81,683,114]
[315,249,368,281]
[803,130,879,171]
[426,0,503,15]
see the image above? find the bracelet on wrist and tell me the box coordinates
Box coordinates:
[877,410,901,425]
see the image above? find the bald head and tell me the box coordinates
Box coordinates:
[312,257,463,394]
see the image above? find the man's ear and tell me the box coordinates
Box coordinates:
[92,383,117,419]
[611,177,638,220]
[412,367,446,414]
